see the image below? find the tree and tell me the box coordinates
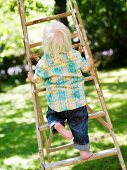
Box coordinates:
[77,0,127,69]
[53,0,127,69]
[0,0,55,79]
[54,0,68,26]
[1,0,127,82]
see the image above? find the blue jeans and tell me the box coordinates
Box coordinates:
[46,105,90,151]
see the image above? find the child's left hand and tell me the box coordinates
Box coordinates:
[27,72,34,82]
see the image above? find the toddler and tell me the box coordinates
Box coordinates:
[28,21,93,160]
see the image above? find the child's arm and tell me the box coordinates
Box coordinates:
[76,51,93,73]
[27,72,44,83]
[27,61,45,83]
[84,56,93,72]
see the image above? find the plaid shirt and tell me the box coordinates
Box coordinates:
[33,49,90,112]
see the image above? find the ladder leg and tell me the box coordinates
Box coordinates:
[32,92,45,170]
[38,107,52,163]
[18,0,45,169]
[105,113,126,170]
[70,1,126,169]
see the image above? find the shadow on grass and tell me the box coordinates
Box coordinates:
[1,70,127,169]
[101,82,127,94]
[0,121,38,159]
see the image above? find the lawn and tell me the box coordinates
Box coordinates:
[0,68,127,170]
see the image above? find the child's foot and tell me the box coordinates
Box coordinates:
[80,151,93,160]
[54,122,73,140]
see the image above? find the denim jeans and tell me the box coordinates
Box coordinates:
[46,105,90,151]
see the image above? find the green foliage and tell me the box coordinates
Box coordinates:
[0,0,55,80]
[0,0,54,60]
[0,0,23,59]
[77,0,127,69]
[1,0,127,81]
[0,69,127,169]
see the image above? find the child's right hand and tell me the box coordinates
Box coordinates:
[27,72,34,82]
[86,57,94,71]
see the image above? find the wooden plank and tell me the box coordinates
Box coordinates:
[29,32,79,49]
[18,1,45,169]
[89,111,105,119]
[30,42,42,48]
[50,143,73,152]
[97,117,110,130]
[85,105,110,130]
[47,133,54,149]
[35,87,46,93]
[30,43,81,59]
[71,32,79,39]
[73,43,82,48]
[91,133,111,141]
[39,110,105,131]
[45,133,54,163]
[45,148,117,169]
[85,76,93,81]
[49,134,111,152]
[39,124,49,131]
[78,45,83,54]
[86,104,94,113]
[30,52,43,59]
[26,12,72,26]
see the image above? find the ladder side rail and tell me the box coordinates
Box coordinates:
[71,0,126,169]
[37,103,52,163]
[67,0,107,114]
[67,0,112,133]
[67,1,86,52]
[87,105,110,130]
[18,1,46,169]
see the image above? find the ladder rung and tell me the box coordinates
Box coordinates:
[29,32,79,49]
[30,42,81,59]
[49,134,111,153]
[30,52,43,59]
[26,12,72,26]
[39,111,105,131]
[44,148,117,170]
[71,32,79,39]
[39,124,49,131]
[73,43,82,48]
[85,75,93,81]
[89,111,105,119]
[35,87,46,93]
[50,143,73,153]
[30,42,42,48]
[38,124,49,131]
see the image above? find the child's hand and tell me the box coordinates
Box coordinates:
[27,72,34,82]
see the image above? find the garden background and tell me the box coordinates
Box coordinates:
[0,0,127,169]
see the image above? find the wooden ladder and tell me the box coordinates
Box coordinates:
[18,0,126,169]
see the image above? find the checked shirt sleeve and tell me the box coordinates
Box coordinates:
[76,50,91,73]
[33,61,45,84]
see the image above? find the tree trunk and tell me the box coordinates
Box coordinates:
[54,0,69,27]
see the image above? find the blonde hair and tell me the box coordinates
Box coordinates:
[42,21,72,58]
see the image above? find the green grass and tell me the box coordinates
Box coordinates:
[0,68,127,170]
